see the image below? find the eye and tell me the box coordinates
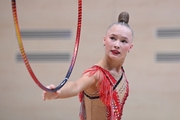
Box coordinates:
[121,40,128,43]
[110,37,116,41]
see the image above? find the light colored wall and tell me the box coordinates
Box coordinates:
[0,0,180,120]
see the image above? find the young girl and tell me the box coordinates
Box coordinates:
[43,12,134,120]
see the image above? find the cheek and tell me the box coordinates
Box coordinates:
[123,45,131,52]
[105,44,111,51]
[105,40,113,48]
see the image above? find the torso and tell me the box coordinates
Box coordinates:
[79,65,129,120]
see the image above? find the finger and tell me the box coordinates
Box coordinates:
[42,91,46,101]
[49,84,55,89]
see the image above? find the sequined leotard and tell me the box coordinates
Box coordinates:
[79,65,129,120]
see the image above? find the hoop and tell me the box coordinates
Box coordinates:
[11,0,82,92]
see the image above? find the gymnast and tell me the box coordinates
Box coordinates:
[43,11,134,120]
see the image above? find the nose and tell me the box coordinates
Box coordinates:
[114,41,120,49]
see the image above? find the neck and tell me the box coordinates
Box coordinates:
[98,56,125,72]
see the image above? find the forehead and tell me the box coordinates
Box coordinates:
[107,24,132,40]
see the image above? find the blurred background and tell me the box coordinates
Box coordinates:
[0,0,180,120]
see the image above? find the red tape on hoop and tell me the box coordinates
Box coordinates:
[11,0,82,92]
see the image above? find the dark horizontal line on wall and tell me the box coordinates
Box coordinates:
[21,30,71,39]
[16,53,70,62]
[156,28,180,38]
[156,53,180,62]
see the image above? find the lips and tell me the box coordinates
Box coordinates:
[111,50,120,54]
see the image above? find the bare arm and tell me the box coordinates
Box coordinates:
[43,73,97,100]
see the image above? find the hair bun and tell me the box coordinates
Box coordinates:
[118,12,129,24]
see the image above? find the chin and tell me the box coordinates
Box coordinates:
[110,56,121,61]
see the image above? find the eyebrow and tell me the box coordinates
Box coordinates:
[111,34,129,40]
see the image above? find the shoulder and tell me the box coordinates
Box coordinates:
[82,65,105,81]
[80,65,105,90]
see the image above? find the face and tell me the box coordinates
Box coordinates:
[103,24,133,61]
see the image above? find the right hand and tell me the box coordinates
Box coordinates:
[42,84,59,101]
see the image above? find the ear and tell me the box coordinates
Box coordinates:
[130,44,133,49]
[128,44,133,52]
[103,36,106,46]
